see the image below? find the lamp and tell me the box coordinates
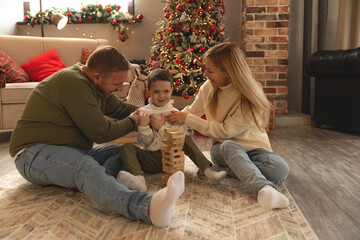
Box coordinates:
[39,0,68,37]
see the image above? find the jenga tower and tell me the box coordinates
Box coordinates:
[161,127,185,187]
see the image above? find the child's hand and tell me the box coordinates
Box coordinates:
[150,114,165,130]
[139,112,150,126]
[130,109,140,125]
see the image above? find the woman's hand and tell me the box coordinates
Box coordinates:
[150,114,165,130]
[165,111,188,125]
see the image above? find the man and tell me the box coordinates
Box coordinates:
[9,46,184,227]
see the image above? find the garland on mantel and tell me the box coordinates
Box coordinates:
[23,3,144,42]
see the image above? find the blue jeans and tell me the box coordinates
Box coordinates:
[211,140,289,195]
[15,144,153,224]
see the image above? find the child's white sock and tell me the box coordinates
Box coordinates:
[149,171,185,228]
[203,167,227,184]
[257,185,289,209]
[116,171,147,192]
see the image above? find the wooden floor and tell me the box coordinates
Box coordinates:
[1,127,360,240]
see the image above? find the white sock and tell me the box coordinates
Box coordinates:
[116,171,147,192]
[149,171,185,228]
[257,185,289,210]
[203,167,227,184]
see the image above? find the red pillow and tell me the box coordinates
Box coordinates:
[21,49,65,82]
[81,48,93,65]
[0,50,30,83]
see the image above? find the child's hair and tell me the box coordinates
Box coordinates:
[87,46,129,78]
[147,68,173,90]
[202,42,271,131]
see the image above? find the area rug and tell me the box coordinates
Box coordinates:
[0,152,318,240]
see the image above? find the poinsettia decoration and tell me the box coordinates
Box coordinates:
[23,3,144,42]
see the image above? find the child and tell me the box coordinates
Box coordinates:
[117,69,226,191]
[166,42,290,210]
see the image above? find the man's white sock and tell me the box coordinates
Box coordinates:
[203,167,227,184]
[149,171,185,228]
[116,171,147,191]
[257,185,289,209]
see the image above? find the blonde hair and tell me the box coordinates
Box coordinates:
[203,42,271,130]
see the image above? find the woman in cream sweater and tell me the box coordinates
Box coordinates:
[166,42,290,210]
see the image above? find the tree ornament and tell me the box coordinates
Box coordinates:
[81,6,86,11]
[183,25,190,32]
[67,12,72,17]
[106,6,112,13]
[137,14,143,19]
[164,13,170,19]
[78,18,83,23]
[121,37,126,42]
[116,5,121,10]
[152,61,160,68]
[166,42,172,49]
[176,4,182,11]
[34,19,38,24]
[176,80,181,85]
[184,94,189,99]
[210,24,216,31]
[98,4,102,8]
[176,58,182,64]
[119,18,123,22]
[97,11,103,18]
[199,46,206,52]
[151,54,157,60]
[112,20,117,25]
[164,6,168,12]
[187,47,194,53]
[120,31,125,35]
[181,65,187,70]
[168,26,174,32]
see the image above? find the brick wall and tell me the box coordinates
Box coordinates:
[241,0,290,116]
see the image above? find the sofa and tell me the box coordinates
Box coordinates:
[306,46,360,133]
[0,35,139,130]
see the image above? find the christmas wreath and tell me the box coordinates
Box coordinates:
[23,3,144,42]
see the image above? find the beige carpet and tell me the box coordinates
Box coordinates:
[0,152,318,240]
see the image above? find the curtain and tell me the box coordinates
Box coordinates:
[336,0,360,49]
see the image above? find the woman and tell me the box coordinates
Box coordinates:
[166,42,289,209]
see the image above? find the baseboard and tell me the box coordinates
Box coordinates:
[276,113,311,127]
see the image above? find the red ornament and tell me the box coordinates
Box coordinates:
[78,18,83,23]
[191,28,196,32]
[116,5,121,10]
[176,4,182,11]
[175,80,181,85]
[164,13,170,19]
[199,7,203,14]
[151,54,157,60]
[131,16,135,21]
[184,94,189,99]
[106,6,112,13]
[207,7,213,11]
[187,47,194,53]
[81,6,86,11]
[112,20,117,25]
[119,18,123,22]
[176,58,182,64]
[145,94,150,99]
[24,15,29,20]
[168,26,174,32]
[119,31,125,35]
[137,14,143,19]
[164,6,168,12]
[152,61,160,69]
[34,19,38,24]
[181,65,187,70]
[98,4,102,8]
[199,46,206,52]
[185,0,190,3]
[121,37,126,42]
[145,61,150,65]
[210,25,216,31]
[88,16,92,20]
[166,42,172,49]
[67,12,72,17]
[169,72,173,76]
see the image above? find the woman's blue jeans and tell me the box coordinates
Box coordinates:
[15,143,153,224]
[211,140,289,195]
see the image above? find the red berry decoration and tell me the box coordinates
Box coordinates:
[119,18,123,22]
[121,37,126,42]
[112,20,117,25]
[81,6,86,11]
[145,61,150,65]
[164,13,170,19]
[176,4,182,11]
[199,46,206,52]
[98,4,102,8]
[185,0,190,3]
[116,5,121,10]
[166,42,172,49]
[67,12,72,17]
[88,16,92,20]
[145,94,150,99]
[24,15,29,20]
[176,80,181,85]
[210,25,216,31]
[176,58,182,64]
[137,14,143,19]
[199,7,203,14]
[119,31,124,35]
[131,16,135,21]
[151,54,157,60]
[164,6,168,12]
[106,6,112,13]
[191,28,196,32]
[168,27,174,32]
[184,94,189,99]
[181,65,187,70]
[34,19,38,24]
[78,18,83,23]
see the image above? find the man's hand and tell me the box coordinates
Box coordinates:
[130,109,140,125]
[150,114,165,130]
[165,111,188,125]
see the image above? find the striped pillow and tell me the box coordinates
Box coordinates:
[0,50,30,83]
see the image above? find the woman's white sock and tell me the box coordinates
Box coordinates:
[116,171,147,191]
[203,167,227,184]
[257,185,289,209]
[149,171,185,228]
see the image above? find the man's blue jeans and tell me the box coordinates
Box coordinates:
[211,140,289,195]
[15,144,153,224]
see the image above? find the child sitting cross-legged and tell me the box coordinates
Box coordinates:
[117,68,226,191]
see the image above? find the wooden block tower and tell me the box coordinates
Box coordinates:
[161,127,185,187]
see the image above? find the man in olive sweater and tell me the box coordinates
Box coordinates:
[9,46,184,228]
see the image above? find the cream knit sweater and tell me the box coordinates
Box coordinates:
[183,80,272,152]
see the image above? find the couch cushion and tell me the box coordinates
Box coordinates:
[0,82,39,104]
[0,50,30,83]
[21,49,65,82]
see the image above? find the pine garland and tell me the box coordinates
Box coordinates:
[23,3,144,42]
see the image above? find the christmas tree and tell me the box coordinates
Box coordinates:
[144,0,226,98]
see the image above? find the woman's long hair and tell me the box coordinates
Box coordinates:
[203,42,271,131]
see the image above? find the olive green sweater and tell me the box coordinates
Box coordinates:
[10,65,137,157]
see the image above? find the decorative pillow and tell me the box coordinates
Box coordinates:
[21,49,65,82]
[81,48,93,65]
[0,49,30,83]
